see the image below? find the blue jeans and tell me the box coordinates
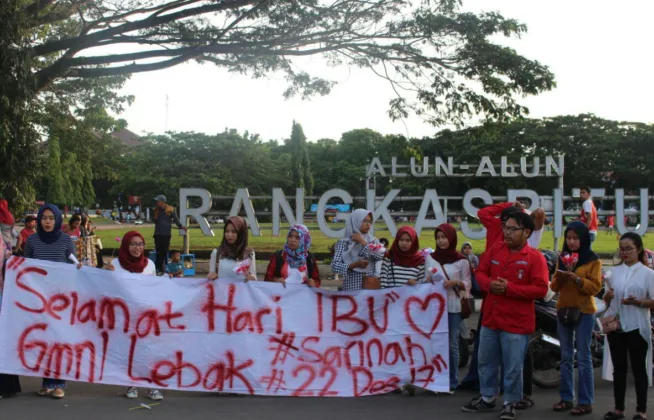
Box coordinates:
[589,231,596,248]
[42,378,66,389]
[448,312,462,391]
[478,327,530,404]
[558,313,595,405]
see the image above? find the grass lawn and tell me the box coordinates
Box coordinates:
[93,222,650,255]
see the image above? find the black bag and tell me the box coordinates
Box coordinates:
[557,307,581,326]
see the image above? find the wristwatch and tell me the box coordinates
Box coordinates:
[574,277,582,286]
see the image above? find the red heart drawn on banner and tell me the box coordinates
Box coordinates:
[404,293,446,339]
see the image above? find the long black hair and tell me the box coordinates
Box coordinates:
[619,231,645,264]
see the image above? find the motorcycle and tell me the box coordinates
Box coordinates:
[529,292,607,389]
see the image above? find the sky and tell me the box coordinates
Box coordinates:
[115,0,654,142]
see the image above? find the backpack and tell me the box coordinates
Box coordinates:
[274,250,315,280]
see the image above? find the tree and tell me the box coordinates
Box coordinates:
[45,137,66,205]
[0,0,41,212]
[23,0,553,125]
[289,121,314,195]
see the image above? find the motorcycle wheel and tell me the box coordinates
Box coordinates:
[459,335,469,368]
[529,335,561,389]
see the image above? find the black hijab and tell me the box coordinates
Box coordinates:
[559,221,599,269]
[36,203,63,244]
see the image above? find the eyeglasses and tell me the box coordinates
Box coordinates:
[502,226,524,234]
[619,247,636,253]
[362,219,373,224]
[129,243,145,248]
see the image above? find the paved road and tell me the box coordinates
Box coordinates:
[0,370,632,420]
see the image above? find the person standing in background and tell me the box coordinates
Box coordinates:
[579,187,599,247]
[152,195,187,274]
[15,215,36,255]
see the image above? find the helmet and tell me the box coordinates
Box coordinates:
[540,249,559,279]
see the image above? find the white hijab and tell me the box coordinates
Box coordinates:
[342,209,373,271]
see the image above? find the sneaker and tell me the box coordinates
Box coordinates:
[51,389,65,399]
[462,396,497,412]
[125,387,138,399]
[500,404,517,420]
[148,389,164,401]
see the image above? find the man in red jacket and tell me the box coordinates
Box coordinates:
[462,212,548,420]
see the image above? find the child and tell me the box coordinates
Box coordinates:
[165,250,184,278]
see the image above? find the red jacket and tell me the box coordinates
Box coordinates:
[475,242,549,335]
[478,202,514,252]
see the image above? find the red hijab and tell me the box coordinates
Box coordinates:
[431,223,467,265]
[0,199,14,225]
[118,231,149,273]
[388,226,424,267]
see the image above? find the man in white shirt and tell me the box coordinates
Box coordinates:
[579,187,599,247]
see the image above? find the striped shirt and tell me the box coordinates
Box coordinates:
[331,238,383,291]
[24,234,75,264]
[380,257,425,288]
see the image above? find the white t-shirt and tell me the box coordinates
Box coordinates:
[528,228,544,249]
[111,258,157,276]
[424,256,471,313]
[208,249,257,282]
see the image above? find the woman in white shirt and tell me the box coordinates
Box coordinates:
[602,232,654,420]
[105,231,163,401]
[425,223,471,394]
[208,216,256,282]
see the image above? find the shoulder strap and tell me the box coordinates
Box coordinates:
[274,250,284,278]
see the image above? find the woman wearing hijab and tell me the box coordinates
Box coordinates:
[380,226,425,288]
[208,216,257,282]
[265,224,320,287]
[0,199,15,250]
[104,231,163,400]
[0,237,21,398]
[331,209,383,291]
[425,223,471,394]
[23,203,82,399]
[550,222,602,416]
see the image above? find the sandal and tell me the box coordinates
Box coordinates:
[37,388,53,397]
[604,412,625,420]
[553,401,575,412]
[515,396,535,410]
[571,405,593,416]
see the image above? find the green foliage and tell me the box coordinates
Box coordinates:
[45,137,66,205]
[26,0,553,125]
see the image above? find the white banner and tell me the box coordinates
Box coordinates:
[0,257,450,397]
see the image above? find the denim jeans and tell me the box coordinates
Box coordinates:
[42,378,66,389]
[558,313,595,405]
[448,312,462,391]
[478,327,530,404]
[589,231,597,248]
